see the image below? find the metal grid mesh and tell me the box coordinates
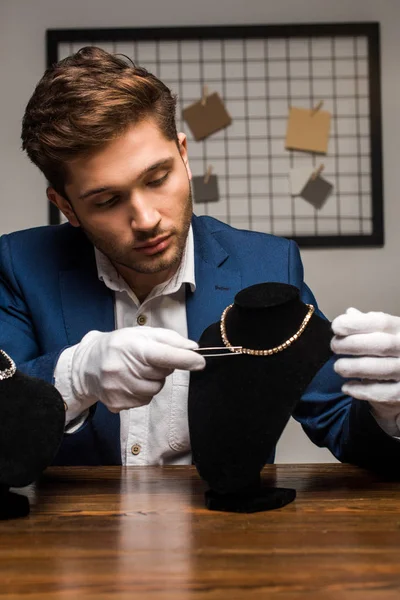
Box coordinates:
[54,26,380,247]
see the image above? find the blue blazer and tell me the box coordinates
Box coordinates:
[0,215,398,471]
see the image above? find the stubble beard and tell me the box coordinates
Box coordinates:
[81,187,193,276]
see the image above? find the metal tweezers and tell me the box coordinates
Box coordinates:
[193,346,243,357]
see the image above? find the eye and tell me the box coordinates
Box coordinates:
[147,172,169,187]
[95,195,120,208]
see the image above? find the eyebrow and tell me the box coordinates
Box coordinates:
[78,157,174,201]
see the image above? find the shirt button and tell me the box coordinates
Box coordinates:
[137,314,147,326]
[131,444,141,456]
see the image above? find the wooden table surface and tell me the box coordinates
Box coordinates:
[2,464,400,599]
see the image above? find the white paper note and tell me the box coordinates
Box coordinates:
[288,166,315,196]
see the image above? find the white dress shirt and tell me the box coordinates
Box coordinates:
[55,227,196,465]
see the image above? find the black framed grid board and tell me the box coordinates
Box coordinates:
[46,23,383,248]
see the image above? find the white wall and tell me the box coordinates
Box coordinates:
[1,0,400,463]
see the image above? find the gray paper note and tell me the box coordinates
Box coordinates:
[192,175,220,203]
[300,175,333,209]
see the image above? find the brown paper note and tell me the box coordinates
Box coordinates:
[183,92,232,141]
[285,106,331,154]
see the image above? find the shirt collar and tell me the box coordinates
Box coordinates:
[95,225,196,299]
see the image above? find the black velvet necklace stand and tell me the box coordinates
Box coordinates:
[0,351,65,519]
[188,282,333,513]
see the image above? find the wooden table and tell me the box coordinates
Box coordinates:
[1,464,400,599]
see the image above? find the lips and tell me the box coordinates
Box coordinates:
[134,234,172,256]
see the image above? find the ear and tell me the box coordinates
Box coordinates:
[177,133,192,181]
[46,188,80,228]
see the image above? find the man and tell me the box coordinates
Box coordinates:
[1,46,399,469]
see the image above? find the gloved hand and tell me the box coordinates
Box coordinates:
[331,307,400,435]
[70,326,206,414]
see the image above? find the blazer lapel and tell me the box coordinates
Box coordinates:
[187,217,242,341]
[59,265,115,346]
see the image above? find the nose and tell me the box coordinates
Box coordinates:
[129,194,161,232]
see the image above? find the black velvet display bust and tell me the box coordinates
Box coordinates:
[188,282,333,513]
[0,351,65,519]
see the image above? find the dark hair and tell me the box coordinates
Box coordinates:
[21,46,178,197]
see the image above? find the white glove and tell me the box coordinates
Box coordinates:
[331,307,400,435]
[70,326,205,414]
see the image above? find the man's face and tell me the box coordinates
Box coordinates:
[49,118,193,293]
